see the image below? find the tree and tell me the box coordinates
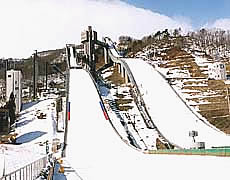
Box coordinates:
[162,29,170,39]
[154,31,161,40]
[173,28,181,37]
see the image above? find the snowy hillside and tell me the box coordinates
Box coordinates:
[126,32,230,134]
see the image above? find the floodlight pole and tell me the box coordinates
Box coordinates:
[33,50,37,100]
[45,61,48,90]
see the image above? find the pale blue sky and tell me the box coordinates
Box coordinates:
[122,0,230,28]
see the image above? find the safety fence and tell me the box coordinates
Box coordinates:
[147,148,230,157]
[0,156,47,180]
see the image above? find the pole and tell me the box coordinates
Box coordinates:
[226,87,230,116]
[5,60,8,96]
[88,26,92,71]
[5,59,8,71]
[2,147,5,177]
[33,50,37,100]
[45,61,48,90]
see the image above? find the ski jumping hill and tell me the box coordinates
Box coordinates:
[66,68,230,180]
[125,58,230,149]
[104,37,230,149]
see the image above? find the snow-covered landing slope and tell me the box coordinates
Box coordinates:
[125,58,230,149]
[66,68,230,180]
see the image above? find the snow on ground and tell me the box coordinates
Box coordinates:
[15,98,62,145]
[65,68,230,180]
[0,96,64,177]
[194,56,211,67]
[2,46,229,179]
[99,66,160,150]
[124,58,230,149]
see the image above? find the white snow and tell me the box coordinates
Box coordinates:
[98,78,159,150]
[194,56,211,67]
[2,45,230,179]
[65,68,230,180]
[124,58,230,149]
[0,96,64,177]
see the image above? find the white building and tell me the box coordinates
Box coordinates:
[208,62,226,80]
[6,70,22,114]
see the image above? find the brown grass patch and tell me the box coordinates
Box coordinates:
[162,47,230,134]
[105,66,125,85]
[156,138,169,150]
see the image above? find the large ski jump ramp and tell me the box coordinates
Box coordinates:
[105,37,230,149]
[125,58,230,149]
[66,68,230,180]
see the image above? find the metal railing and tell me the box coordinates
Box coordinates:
[0,156,47,180]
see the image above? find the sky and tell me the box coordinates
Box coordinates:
[122,0,230,28]
[0,0,229,58]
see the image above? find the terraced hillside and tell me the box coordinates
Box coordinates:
[95,32,230,134]
[136,45,230,134]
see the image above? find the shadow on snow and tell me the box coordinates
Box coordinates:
[16,131,47,144]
